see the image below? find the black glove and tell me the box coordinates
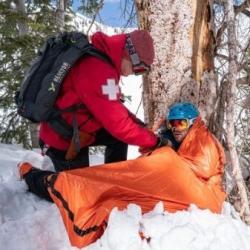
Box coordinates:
[155,135,172,148]
[139,135,171,155]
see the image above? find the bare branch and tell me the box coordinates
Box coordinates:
[237,77,250,86]
[242,9,250,17]
[86,0,104,35]
[234,0,250,15]
[123,2,136,28]
[214,0,250,16]
[224,0,250,224]
[215,53,229,60]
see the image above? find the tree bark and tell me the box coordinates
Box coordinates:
[28,123,39,149]
[135,0,217,127]
[56,0,66,31]
[135,0,153,124]
[13,0,28,34]
[224,0,250,224]
[14,0,40,148]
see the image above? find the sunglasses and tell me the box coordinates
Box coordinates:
[167,118,195,131]
[125,35,150,75]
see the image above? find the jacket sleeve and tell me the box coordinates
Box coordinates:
[74,60,157,148]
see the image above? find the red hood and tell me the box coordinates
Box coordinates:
[91,32,126,75]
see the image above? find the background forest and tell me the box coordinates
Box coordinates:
[0,0,249,223]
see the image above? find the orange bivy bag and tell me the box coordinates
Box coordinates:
[47,118,226,248]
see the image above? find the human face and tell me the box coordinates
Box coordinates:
[167,119,195,143]
[121,57,149,76]
[171,127,189,143]
[121,58,134,76]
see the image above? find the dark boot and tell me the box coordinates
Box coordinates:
[19,163,54,202]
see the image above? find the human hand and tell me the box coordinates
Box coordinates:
[138,146,153,155]
[157,135,172,147]
[138,135,171,155]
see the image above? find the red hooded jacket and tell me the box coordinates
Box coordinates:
[39,32,157,150]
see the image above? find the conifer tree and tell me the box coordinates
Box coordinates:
[0,0,72,148]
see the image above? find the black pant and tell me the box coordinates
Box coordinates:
[24,169,54,202]
[46,128,128,172]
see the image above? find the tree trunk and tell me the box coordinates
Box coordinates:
[56,0,66,31]
[28,123,39,148]
[135,0,217,126]
[13,0,28,34]
[14,0,40,148]
[224,0,250,224]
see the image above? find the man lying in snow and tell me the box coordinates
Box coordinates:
[19,102,226,248]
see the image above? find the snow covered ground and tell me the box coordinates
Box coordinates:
[0,143,250,250]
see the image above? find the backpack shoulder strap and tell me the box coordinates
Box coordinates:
[48,46,114,141]
[86,47,114,67]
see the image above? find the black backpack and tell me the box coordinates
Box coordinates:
[15,31,113,140]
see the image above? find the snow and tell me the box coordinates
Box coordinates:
[0,143,250,250]
[120,74,144,160]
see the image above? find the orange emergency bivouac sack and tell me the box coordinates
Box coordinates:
[47,117,226,248]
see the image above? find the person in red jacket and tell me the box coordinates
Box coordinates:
[40,30,160,171]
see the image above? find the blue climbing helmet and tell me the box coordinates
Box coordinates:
[167,102,199,120]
